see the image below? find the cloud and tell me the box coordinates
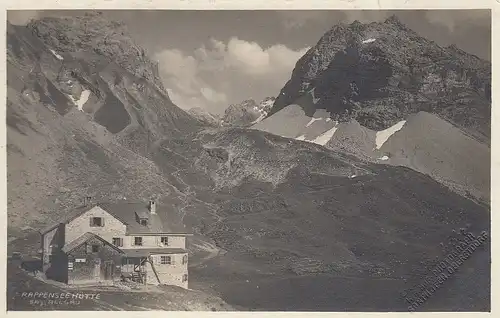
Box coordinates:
[200,87,227,104]
[155,49,227,112]
[155,37,308,114]
[224,38,309,76]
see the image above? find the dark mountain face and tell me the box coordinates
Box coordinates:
[7,14,490,311]
[269,16,491,144]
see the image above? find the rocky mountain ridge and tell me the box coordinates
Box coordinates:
[269,15,491,144]
[222,96,275,127]
[26,12,166,93]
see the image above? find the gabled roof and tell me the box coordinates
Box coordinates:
[39,205,93,234]
[99,202,189,235]
[39,201,191,235]
[62,232,124,254]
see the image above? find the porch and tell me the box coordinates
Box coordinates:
[120,249,163,285]
[120,256,148,284]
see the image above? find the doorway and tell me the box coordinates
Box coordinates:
[104,260,114,280]
[93,258,101,280]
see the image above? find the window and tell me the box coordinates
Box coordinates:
[91,245,99,253]
[112,238,123,247]
[133,237,143,246]
[182,255,188,265]
[140,219,148,226]
[160,256,172,265]
[90,217,104,227]
[182,274,188,282]
[160,237,169,246]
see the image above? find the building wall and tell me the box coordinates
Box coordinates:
[65,206,127,245]
[67,236,123,285]
[121,235,186,249]
[146,253,189,288]
[64,206,186,250]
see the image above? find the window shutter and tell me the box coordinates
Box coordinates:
[101,218,105,227]
[89,218,93,226]
[171,255,175,265]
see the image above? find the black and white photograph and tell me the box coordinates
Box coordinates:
[5,4,492,312]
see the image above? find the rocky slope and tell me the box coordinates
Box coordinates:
[268,15,491,145]
[7,17,207,232]
[7,13,490,311]
[222,97,275,127]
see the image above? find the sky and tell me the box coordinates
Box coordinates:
[8,10,491,115]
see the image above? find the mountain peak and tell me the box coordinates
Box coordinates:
[26,14,165,91]
[384,14,403,25]
[350,20,362,26]
[269,15,491,142]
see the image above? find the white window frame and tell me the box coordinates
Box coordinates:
[133,237,143,246]
[160,255,172,265]
[160,236,169,246]
[90,217,104,227]
[112,237,123,247]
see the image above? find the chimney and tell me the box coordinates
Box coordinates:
[149,200,156,214]
[84,196,92,206]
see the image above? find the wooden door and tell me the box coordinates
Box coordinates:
[94,258,101,280]
[104,261,114,280]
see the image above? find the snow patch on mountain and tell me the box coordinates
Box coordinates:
[375,120,406,149]
[49,49,64,60]
[67,90,91,111]
[378,155,389,161]
[251,112,268,125]
[306,117,324,127]
[362,38,376,44]
[311,124,339,146]
[309,87,321,104]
